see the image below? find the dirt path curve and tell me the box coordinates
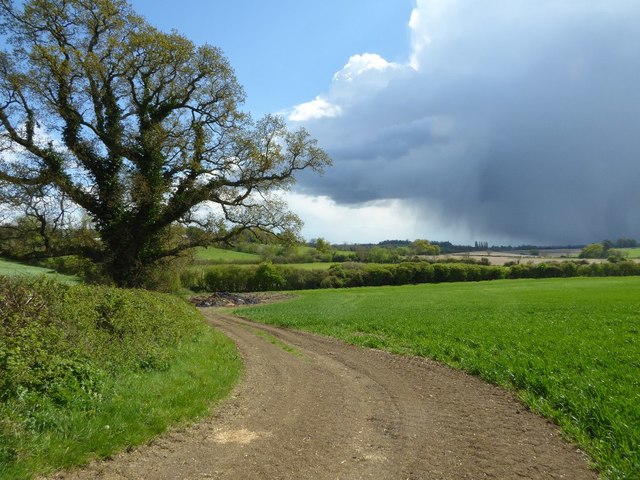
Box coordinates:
[54,309,596,480]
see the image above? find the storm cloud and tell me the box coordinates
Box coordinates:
[289,0,640,244]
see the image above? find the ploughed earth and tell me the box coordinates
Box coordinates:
[49,303,596,480]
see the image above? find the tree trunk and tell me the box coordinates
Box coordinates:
[101,226,160,288]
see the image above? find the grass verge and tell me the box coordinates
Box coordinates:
[2,328,240,480]
[0,277,241,480]
[237,277,640,479]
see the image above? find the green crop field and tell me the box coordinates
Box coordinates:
[280,262,334,270]
[621,248,640,259]
[238,277,640,479]
[194,247,261,263]
[0,258,81,283]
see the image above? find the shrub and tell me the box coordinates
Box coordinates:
[0,278,205,401]
[180,268,206,292]
[203,265,253,292]
[0,276,206,471]
[0,275,239,478]
[579,243,607,259]
[364,265,394,286]
[607,249,628,263]
[37,255,108,284]
[190,258,639,293]
[331,251,357,262]
[251,263,286,291]
[0,277,75,402]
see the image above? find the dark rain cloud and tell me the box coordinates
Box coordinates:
[291,0,640,244]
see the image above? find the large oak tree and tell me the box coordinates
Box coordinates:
[0,0,330,287]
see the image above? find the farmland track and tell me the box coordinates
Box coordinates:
[52,309,596,480]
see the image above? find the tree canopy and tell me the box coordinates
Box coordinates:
[0,0,330,286]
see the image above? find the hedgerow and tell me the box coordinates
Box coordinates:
[186,260,640,292]
[0,276,205,469]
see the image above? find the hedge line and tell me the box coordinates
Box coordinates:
[183,260,640,292]
[0,277,205,467]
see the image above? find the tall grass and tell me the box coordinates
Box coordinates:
[238,277,640,479]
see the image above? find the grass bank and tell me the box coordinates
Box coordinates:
[0,277,241,480]
[237,277,640,479]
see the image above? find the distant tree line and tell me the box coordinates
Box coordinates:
[232,238,441,264]
[337,240,592,255]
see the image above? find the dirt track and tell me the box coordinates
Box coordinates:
[52,309,597,479]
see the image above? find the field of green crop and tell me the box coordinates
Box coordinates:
[238,277,640,479]
[621,248,640,259]
[0,258,81,283]
[194,247,261,263]
[280,262,333,270]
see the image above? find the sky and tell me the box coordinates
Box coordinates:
[131,0,640,246]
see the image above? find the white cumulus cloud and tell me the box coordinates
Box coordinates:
[288,96,342,122]
[288,53,406,122]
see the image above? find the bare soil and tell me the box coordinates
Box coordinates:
[443,251,581,266]
[445,250,640,266]
[49,309,597,480]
